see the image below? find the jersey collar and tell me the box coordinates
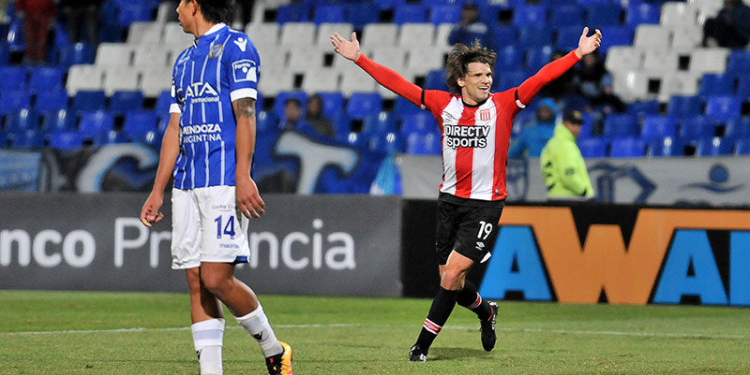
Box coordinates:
[193,23,228,47]
[461,96,489,108]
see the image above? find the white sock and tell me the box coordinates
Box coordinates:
[191,318,224,375]
[235,305,283,357]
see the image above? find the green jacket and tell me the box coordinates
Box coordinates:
[540,124,594,198]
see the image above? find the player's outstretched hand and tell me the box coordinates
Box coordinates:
[140,193,164,228]
[330,32,361,62]
[236,177,265,219]
[575,27,602,59]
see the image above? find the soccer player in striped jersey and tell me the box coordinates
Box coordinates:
[139,1,292,374]
[331,27,602,362]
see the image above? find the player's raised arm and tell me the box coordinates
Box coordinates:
[331,32,423,107]
[516,27,602,106]
[140,112,180,227]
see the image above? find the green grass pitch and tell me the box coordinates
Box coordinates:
[1,291,748,375]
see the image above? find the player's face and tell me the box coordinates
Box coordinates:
[176,0,194,34]
[459,62,493,106]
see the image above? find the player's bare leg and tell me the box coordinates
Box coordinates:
[200,262,292,375]
[187,268,225,375]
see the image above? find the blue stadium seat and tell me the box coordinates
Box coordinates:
[155,90,172,114]
[393,4,428,24]
[0,130,7,148]
[0,89,32,115]
[490,26,519,50]
[626,3,660,26]
[735,138,750,155]
[429,5,461,25]
[9,129,44,149]
[375,0,406,10]
[627,100,659,117]
[667,95,703,118]
[727,51,750,74]
[346,93,383,120]
[699,74,736,97]
[362,112,398,135]
[4,109,38,132]
[369,131,405,154]
[495,70,527,91]
[556,26,583,52]
[602,114,639,138]
[704,95,741,122]
[6,20,24,53]
[679,116,716,140]
[393,96,421,117]
[641,115,677,142]
[122,111,158,141]
[272,91,307,118]
[29,67,63,91]
[0,44,9,66]
[57,42,95,67]
[518,25,554,47]
[110,91,145,113]
[315,92,344,118]
[406,132,441,155]
[400,112,437,136]
[78,110,115,142]
[724,117,750,140]
[41,109,74,133]
[73,90,107,112]
[346,3,380,30]
[424,70,448,91]
[578,138,608,157]
[255,111,278,134]
[599,26,633,53]
[696,136,733,157]
[586,4,623,27]
[525,46,553,73]
[550,5,583,27]
[610,136,646,157]
[648,136,685,157]
[0,66,27,90]
[49,131,83,150]
[737,76,750,99]
[495,45,524,71]
[117,2,154,26]
[513,5,548,25]
[275,4,311,23]
[313,5,345,25]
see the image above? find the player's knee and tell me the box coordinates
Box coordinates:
[440,268,466,290]
[200,273,231,296]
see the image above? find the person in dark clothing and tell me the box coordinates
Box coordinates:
[703,0,750,48]
[304,94,336,139]
[15,0,56,64]
[576,52,626,114]
[447,1,493,49]
[60,0,101,45]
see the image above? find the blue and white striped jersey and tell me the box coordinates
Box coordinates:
[169,23,260,190]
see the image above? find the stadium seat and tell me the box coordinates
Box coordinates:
[48,130,83,150]
[301,68,340,94]
[275,3,311,24]
[272,91,308,118]
[316,23,353,46]
[95,43,134,66]
[424,70,448,91]
[513,4,548,25]
[605,47,643,72]
[400,112,437,136]
[393,4,428,25]
[610,136,646,157]
[690,48,730,74]
[643,49,678,72]
[586,3,623,27]
[140,66,172,98]
[41,109,74,133]
[369,131,405,154]
[127,21,164,44]
[163,22,193,46]
[578,138,608,157]
[72,90,107,112]
[598,26,634,53]
[641,115,677,142]
[406,132,441,155]
[5,20,24,53]
[280,23,317,46]
[245,23,280,46]
[9,129,45,149]
[429,5,461,25]
[399,23,435,47]
[627,100,659,117]
[670,26,703,50]
[110,91,145,113]
[735,138,750,155]
[67,65,105,95]
[555,26,583,52]
[133,44,172,68]
[339,68,378,96]
[550,5,583,27]
[634,25,670,49]
[3,109,38,132]
[611,70,650,102]
[315,92,345,118]
[154,90,173,115]
[626,3,661,26]
[255,111,278,134]
[78,110,115,142]
[0,66,27,90]
[28,67,63,91]
[679,116,716,140]
[660,2,699,26]
[122,110,158,141]
[346,3,380,30]
[0,89,32,115]
[362,24,399,47]
[727,51,750,75]
[525,46,553,73]
[102,67,141,95]
[667,95,703,118]
[362,112,398,135]
[704,95,741,122]
[696,136,733,157]
[406,46,445,74]
[313,5,345,25]
[518,25,553,47]
[603,114,639,138]
[346,93,382,120]
[495,45,524,71]
[495,70,526,91]
[35,89,69,113]
[724,117,750,140]
[736,76,750,99]
[658,72,700,101]
[648,136,685,157]
[393,96,421,117]
[698,74,736,97]
[490,26,519,50]
[117,2,154,26]
[57,42,95,67]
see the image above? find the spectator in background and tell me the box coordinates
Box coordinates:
[508,97,557,158]
[540,110,593,200]
[304,94,336,139]
[703,0,750,48]
[576,52,626,114]
[447,1,493,49]
[60,0,101,45]
[15,0,56,64]
[279,97,306,131]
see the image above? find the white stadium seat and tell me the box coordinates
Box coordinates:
[245,22,280,45]
[689,48,729,74]
[339,68,378,96]
[670,26,703,49]
[95,43,135,66]
[164,22,194,47]
[605,47,644,72]
[102,67,141,95]
[407,46,446,75]
[362,24,398,47]
[398,23,436,47]
[280,22,316,45]
[658,72,700,100]
[612,70,650,101]
[140,66,173,97]
[633,25,671,49]
[258,66,294,96]
[133,44,172,68]
[128,22,165,44]
[660,3,699,27]
[370,46,409,71]
[301,68,340,93]
[66,65,105,94]
[643,49,679,72]
[288,45,327,72]
[316,23,353,47]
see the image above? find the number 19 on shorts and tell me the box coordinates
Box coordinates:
[477,221,493,240]
[214,215,236,239]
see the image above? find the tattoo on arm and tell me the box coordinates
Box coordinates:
[235,98,256,119]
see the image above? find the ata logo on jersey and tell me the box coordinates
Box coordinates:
[232,60,257,83]
[185,82,218,98]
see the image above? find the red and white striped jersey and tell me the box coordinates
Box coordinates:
[355,50,581,202]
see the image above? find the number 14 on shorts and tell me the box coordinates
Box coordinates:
[214,215,236,239]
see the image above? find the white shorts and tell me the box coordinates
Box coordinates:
[171,186,250,269]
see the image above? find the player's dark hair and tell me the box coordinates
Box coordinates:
[188,0,235,25]
[445,40,497,94]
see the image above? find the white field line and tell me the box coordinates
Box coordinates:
[1,324,748,341]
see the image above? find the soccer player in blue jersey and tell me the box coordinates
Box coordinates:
[139,1,292,374]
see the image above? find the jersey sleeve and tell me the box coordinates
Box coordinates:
[170,50,186,114]
[225,34,260,102]
[515,51,580,108]
[355,54,422,107]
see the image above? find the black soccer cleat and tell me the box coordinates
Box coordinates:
[409,344,427,362]
[265,341,293,375]
[480,301,498,352]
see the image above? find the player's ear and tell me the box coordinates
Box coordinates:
[457,77,465,88]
